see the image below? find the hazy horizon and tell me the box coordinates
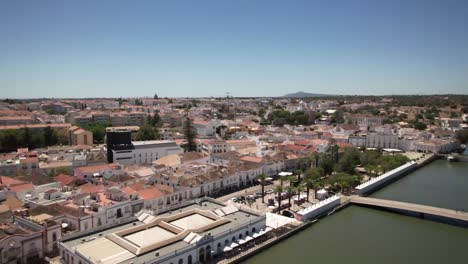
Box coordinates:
[1,0,468,98]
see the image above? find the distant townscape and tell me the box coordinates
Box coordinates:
[0,94,467,263]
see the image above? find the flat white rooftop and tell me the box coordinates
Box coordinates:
[124,226,176,247]
[132,140,177,146]
[169,213,215,230]
[75,237,135,264]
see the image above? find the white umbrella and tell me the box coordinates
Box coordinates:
[223,246,232,252]
[252,232,261,238]
[230,242,239,248]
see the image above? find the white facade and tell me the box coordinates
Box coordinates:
[113,140,183,165]
[348,135,367,147]
[366,133,399,149]
[414,140,458,153]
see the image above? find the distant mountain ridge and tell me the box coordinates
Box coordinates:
[282,91,333,98]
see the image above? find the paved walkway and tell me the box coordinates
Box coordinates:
[216,183,276,203]
[217,236,277,264]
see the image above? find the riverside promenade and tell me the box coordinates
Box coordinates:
[350,196,468,227]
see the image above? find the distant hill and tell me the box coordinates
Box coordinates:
[282,91,333,98]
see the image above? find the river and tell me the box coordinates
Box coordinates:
[371,159,468,211]
[244,159,468,263]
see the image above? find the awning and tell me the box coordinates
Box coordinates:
[230,242,239,248]
[252,232,262,238]
[238,239,247,245]
[245,236,253,242]
[265,177,273,181]
[278,172,293,177]
[223,246,232,252]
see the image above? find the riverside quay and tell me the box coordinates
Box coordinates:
[59,198,266,264]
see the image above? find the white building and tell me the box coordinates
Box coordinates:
[59,198,267,264]
[414,139,458,153]
[112,140,183,165]
[366,133,399,149]
[348,135,367,147]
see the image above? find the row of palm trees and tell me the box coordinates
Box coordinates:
[257,167,324,213]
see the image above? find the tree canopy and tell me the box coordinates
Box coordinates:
[183,117,197,152]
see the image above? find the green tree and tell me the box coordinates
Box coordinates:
[21,127,33,149]
[328,143,340,163]
[334,147,360,174]
[285,185,295,209]
[318,155,334,175]
[154,93,159,99]
[274,185,284,213]
[327,172,361,192]
[83,122,110,143]
[456,130,468,144]
[183,117,197,151]
[413,121,427,130]
[44,126,58,146]
[303,176,315,201]
[331,110,345,124]
[257,174,268,203]
[136,124,159,141]
[148,112,162,127]
[295,184,303,201]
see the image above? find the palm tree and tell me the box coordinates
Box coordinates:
[295,169,303,182]
[310,152,320,168]
[285,185,295,209]
[286,175,296,187]
[303,177,315,202]
[296,184,303,202]
[257,174,268,203]
[274,185,284,213]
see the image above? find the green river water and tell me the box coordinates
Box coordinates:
[245,159,468,263]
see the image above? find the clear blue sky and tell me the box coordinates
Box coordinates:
[1,0,467,98]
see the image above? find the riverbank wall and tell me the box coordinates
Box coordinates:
[355,154,437,196]
[295,195,341,221]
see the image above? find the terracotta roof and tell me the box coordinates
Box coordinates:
[76,163,120,173]
[0,176,26,186]
[280,144,307,151]
[20,157,38,164]
[0,123,71,130]
[77,183,106,194]
[137,187,165,200]
[9,183,34,193]
[341,124,360,131]
[54,174,75,186]
[240,156,263,163]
